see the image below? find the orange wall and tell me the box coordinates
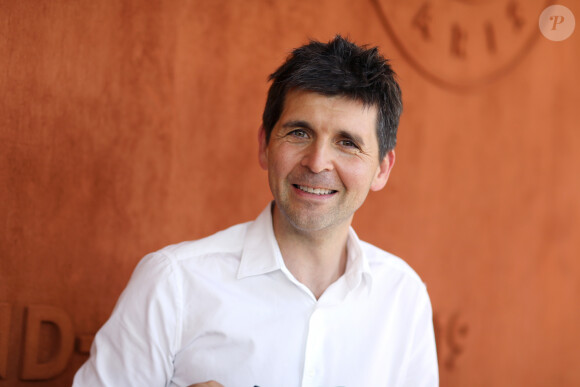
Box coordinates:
[1,1,579,386]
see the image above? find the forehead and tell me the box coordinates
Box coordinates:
[279,90,378,132]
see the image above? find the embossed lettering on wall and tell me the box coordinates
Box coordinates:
[371,0,553,89]
[0,304,93,381]
[2,303,463,380]
[1,303,466,379]
[434,311,469,371]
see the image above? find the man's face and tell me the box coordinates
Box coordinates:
[259,90,395,234]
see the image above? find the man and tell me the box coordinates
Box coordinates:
[73,35,438,387]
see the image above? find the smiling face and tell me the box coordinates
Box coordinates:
[259,90,395,235]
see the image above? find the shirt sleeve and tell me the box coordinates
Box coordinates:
[402,287,439,387]
[73,252,182,387]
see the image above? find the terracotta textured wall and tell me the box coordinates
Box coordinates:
[1,0,579,385]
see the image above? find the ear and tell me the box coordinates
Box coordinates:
[370,150,395,192]
[258,125,268,170]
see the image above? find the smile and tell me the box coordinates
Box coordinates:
[293,184,337,195]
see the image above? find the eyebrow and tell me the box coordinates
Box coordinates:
[281,120,312,130]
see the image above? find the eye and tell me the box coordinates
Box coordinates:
[289,129,309,138]
[338,139,359,149]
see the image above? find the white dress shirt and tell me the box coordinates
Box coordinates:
[73,203,438,387]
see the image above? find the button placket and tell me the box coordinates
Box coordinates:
[301,307,326,387]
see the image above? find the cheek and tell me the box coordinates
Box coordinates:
[336,160,377,190]
[277,143,304,165]
[268,147,297,179]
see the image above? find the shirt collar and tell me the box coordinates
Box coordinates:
[237,203,285,279]
[237,203,374,293]
[345,227,374,294]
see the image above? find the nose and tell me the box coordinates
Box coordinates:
[300,141,334,173]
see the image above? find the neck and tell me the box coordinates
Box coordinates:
[272,205,351,299]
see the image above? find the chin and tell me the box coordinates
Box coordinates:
[286,209,348,233]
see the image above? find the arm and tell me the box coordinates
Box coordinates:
[73,253,182,386]
[402,288,439,387]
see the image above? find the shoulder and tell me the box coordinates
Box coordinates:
[360,240,426,290]
[129,221,252,284]
[154,221,251,262]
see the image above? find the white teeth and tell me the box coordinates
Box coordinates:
[298,185,334,195]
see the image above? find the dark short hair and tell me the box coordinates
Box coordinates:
[262,35,402,160]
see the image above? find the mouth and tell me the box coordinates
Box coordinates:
[293,184,337,195]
